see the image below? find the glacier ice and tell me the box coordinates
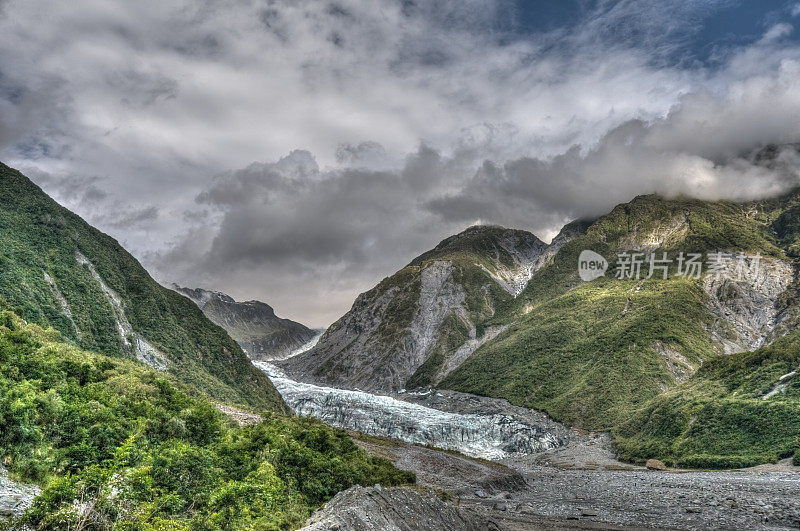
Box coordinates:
[255,362,564,460]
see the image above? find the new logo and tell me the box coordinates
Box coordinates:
[578,250,608,281]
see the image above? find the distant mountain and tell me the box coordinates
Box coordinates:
[171,285,319,361]
[0,162,286,412]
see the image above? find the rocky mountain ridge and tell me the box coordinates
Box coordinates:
[170,285,318,361]
[280,174,800,468]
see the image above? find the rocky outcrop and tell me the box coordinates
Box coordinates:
[476,230,548,297]
[0,466,39,519]
[171,285,317,361]
[301,486,499,531]
[703,256,794,354]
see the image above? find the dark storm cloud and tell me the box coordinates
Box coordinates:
[192,148,448,271]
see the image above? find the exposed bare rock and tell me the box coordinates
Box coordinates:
[762,369,798,399]
[476,231,548,297]
[278,261,465,392]
[215,404,263,426]
[434,325,508,385]
[403,261,468,382]
[43,271,78,336]
[76,251,168,371]
[653,341,697,385]
[0,465,39,518]
[703,256,794,354]
[279,278,419,390]
[352,434,526,494]
[280,226,560,392]
[301,486,499,531]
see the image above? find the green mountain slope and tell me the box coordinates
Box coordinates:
[171,285,318,361]
[0,162,285,412]
[443,196,787,426]
[0,299,412,528]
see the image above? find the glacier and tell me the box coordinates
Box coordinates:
[255,362,565,460]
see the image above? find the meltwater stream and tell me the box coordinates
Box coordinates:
[255,361,564,460]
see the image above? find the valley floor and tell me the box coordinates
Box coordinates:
[355,431,800,530]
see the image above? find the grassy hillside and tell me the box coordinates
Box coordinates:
[442,276,714,429]
[442,193,800,467]
[0,163,285,412]
[615,327,800,468]
[0,300,413,528]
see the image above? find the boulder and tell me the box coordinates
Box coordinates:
[646,459,667,471]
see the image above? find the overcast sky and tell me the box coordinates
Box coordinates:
[3,0,800,327]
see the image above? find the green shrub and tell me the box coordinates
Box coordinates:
[0,307,413,529]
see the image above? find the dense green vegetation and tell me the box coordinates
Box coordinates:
[0,163,284,412]
[442,193,800,467]
[443,277,714,430]
[0,302,413,528]
[615,326,800,468]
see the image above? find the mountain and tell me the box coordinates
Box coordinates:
[280,224,584,391]
[0,162,285,412]
[282,184,800,467]
[170,285,319,361]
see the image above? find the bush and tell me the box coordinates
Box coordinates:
[675,454,774,470]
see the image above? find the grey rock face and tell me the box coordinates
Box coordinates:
[0,466,39,518]
[703,256,794,354]
[301,486,499,531]
[279,281,413,390]
[476,231,549,297]
[281,225,574,393]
